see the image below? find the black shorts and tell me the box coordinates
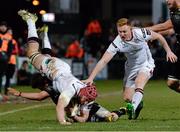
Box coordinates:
[168,42,180,80]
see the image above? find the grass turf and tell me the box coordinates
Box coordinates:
[0,80,180,131]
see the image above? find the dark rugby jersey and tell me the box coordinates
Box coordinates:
[170,8,180,42]
[44,86,60,104]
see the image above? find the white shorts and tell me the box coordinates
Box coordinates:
[40,57,71,80]
[123,65,154,88]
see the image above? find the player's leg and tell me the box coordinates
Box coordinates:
[93,103,118,122]
[18,10,39,57]
[112,107,127,118]
[123,68,136,119]
[167,78,180,93]
[166,44,180,93]
[130,68,152,119]
[4,64,15,95]
[18,10,46,70]
[38,25,52,55]
[122,68,135,102]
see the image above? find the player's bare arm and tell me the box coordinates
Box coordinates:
[8,88,50,100]
[147,19,173,32]
[82,51,113,85]
[150,30,177,63]
[158,28,175,36]
[73,110,89,123]
[56,93,72,125]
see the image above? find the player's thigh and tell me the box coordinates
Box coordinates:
[27,41,40,57]
[135,72,150,89]
[31,54,48,70]
[135,66,153,89]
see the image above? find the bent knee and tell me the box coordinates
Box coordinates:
[27,42,39,57]
[27,50,38,57]
[167,80,179,90]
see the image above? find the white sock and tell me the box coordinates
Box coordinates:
[27,19,38,38]
[42,32,51,49]
[132,92,143,111]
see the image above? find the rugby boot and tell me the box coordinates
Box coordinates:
[112,107,127,117]
[18,10,38,22]
[133,101,143,119]
[126,103,134,120]
[38,25,48,33]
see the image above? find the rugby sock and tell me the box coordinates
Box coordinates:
[42,32,51,49]
[27,19,38,38]
[132,88,144,111]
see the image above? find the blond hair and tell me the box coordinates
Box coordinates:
[116,18,130,27]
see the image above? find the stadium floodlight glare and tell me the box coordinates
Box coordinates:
[32,0,39,6]
[42,13,55,22]
[39,10,46,15]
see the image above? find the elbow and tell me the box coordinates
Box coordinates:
[36,96,45,101]
[155,33,162,41]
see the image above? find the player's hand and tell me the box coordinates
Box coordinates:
[60,121,72,125]
[66,117,74,123]
[81,78,93,85]
[8,88,21,96]
[70,104,79,117]
[166,51,177,63]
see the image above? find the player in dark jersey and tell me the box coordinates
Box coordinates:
[148,0,180,93]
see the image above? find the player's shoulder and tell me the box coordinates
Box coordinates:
[112,35,122,45]
[133,27,151,38]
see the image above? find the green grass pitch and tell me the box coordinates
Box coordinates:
[0,80,179,131]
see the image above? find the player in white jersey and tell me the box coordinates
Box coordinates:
[17,10,98,125]
[8,72,125,123]
[82,18,177,120]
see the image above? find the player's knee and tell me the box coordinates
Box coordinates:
[26,49,37,57]
[167,80,179,91]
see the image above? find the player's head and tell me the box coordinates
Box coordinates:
[7,27,13,35]
[166,0,179,10]
[78,84,98,104]
[31,73,52,90]
[116,18,132,41]
[0,21,8,33]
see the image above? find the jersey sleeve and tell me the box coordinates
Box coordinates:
[44,86,60,104]
[106,35,120,56]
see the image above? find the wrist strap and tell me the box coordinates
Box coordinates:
[19,92,22,96]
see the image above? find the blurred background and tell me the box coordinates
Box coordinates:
[0,0,172,85]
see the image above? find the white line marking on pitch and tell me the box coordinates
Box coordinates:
[0,103,52,116]
[0,91,121,117]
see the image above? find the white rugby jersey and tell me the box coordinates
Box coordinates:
[107,28,155,69]
[40,56,86,106]
[53,73,86,107]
